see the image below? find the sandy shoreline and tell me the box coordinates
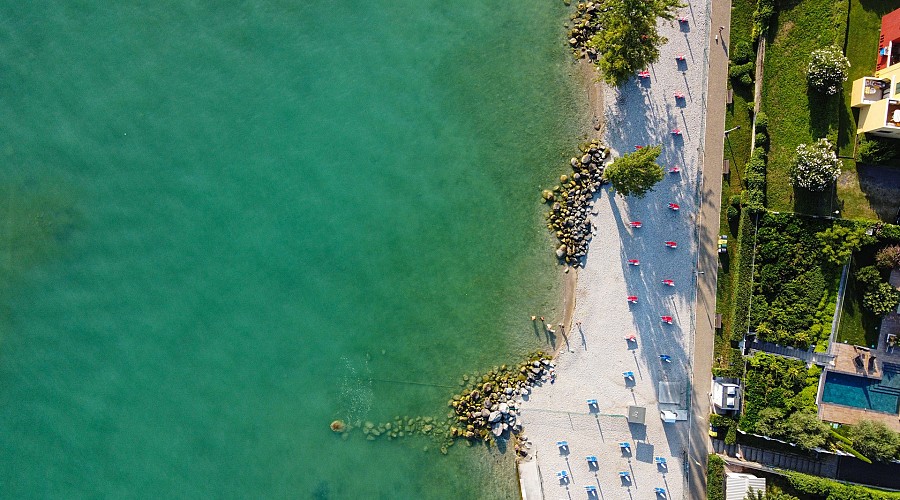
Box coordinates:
[520,3,710,498]
[556,58,605,346]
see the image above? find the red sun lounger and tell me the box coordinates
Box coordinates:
[661,316,673,324]
[668,166,681,174]
[627,296,638,304]
[629,221,643,228]
[662,279,675,286]
[665,241,678,248]
[627,259,640,266]
[668,203,680,210]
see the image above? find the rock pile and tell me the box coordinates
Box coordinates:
[448,352,554,442]
[565,2,607,60]
[544,139,608,266]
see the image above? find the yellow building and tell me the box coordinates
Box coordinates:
[851,72,900,137]
[851,8,900,137]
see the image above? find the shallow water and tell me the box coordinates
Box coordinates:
[0,1,585,497]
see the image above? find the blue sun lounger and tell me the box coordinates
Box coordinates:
[586,398,598,407]
[655,487,666,495]
[586,455,598,465]
[655,456,667,465]
[623,371,634,379]
[659,355,672,362]
[619,442,630,450]
[619,471,631,481]
[585,485,597,492]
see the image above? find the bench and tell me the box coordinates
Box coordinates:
[726,88,733,104]
[723,159,730,176]
[715,313,722,329]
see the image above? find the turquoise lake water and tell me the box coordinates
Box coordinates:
[0,1,585,497]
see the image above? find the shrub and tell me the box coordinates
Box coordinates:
[807,46,850,95]
[857,265,900,316]
[727,205,739,220]
[742,147,767,213]
[876,245,900,270]
[747,100,755,112]
[733,41,753,64]
[754,112,768,131]
[790,138,842,191]
[858,136,900,165]
[864,282,900,316]
[730,194,742,207]
[752,0,775,41]
[728,61,754,85]
[754,131,768,147]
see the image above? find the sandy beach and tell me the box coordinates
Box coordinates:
[519,2,711,498]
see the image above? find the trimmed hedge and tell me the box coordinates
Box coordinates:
[781,470,900,499]
[707,454,725,500]
[731,208,756,342]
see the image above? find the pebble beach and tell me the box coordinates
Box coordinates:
[518,1,711,498]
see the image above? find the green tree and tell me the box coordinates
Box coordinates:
[816,225,873,266]
[603,145,665,197]
[848,420,900,462]
[779,410,830,449]
[588,0,684,86]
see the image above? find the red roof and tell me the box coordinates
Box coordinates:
[877,8,900,70]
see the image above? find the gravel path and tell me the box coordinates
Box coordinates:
[518,2,711,498]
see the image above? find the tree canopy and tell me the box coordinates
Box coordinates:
[602,145,665,197]
[816,225,872,267]
[588,0,684,86]
[848,420,900,462]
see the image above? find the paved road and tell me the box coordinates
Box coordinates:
[686,0,731,499]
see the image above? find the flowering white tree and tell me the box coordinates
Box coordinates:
[807,46,850,95]
[790,138,842,191]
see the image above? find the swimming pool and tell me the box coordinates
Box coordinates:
[821,364,900,414]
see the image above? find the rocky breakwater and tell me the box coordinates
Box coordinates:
[565,2,607,60]
[330,353,554,456]
[543,139,608,267]
[448,352,554,456]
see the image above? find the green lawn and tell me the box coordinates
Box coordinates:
[762,0,847,216]
[837,243,882,347]
[715,0,756,375]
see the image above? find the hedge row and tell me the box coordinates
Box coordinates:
[781,470,900,500]
[707,454,725,500]
[731,208,757,342]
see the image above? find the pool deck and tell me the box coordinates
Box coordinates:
[830,343,882,380]
[819,402,900,432]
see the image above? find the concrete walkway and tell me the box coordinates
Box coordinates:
[686,0,731,498]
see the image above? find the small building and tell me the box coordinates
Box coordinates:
[712,378,741,414]
[725,472,766,500]
[851,8,900,138]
